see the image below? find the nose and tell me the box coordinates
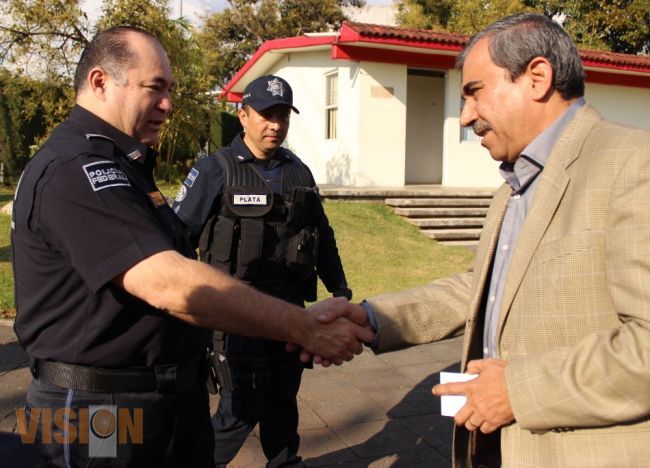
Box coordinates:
[459,98,477,128]
[267,118,281,130]
[159,93,172,115]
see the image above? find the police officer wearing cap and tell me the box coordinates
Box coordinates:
[173,75,352,467]
[11,27,372,467]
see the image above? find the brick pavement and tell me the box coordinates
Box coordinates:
[0,320,462,467]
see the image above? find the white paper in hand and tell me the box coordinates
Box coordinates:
[439,372,478,417]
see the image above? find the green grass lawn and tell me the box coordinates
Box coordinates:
[1,186,14,317]
[316,201,474,301]
[0,186,475,318]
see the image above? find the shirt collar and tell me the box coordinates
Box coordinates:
[69,105,157,164]
[230,132,291,165]
[499,97,585,192]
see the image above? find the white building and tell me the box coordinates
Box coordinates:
[220,22,650,188]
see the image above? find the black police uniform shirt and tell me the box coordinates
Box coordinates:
[172,133,346,292]
[11,105,210,368]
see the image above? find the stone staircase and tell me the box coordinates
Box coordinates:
[319,185,495,246]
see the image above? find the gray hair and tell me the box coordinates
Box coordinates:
[74,26,162,95]
[456,13,585,99]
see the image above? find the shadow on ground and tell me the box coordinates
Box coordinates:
[303,361,461,468]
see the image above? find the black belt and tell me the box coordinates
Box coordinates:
[30,357,206,394]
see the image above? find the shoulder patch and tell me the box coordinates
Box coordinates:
[184,168,199,188]
[175,185,187,202]
[82,161,131,191]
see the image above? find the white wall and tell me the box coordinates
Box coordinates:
[585,82,650,130]
[355,61,408,186]
[269,51,359,185]
[272,55,415,186]
[442,70,503,188]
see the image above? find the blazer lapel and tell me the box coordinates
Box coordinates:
[461,183,511,365]
[496,105,602,341]
[470,184,511,314]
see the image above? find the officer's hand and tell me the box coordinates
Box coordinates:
[314,302,370,330]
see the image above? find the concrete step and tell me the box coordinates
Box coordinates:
[437,239,481,247]
[319,185,496,200]
[408,217,485,228]
[385,197,492,208]
[421,228,483,241]
[394,207,489,218]
[319,185,493,247]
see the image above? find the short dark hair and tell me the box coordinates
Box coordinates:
[73,26,161,95]
[456,13,585,99]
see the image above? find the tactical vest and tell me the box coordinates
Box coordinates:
[198,148,320,301]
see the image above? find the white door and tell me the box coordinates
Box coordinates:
[405,71,444,184]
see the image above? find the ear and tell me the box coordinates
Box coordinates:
[527,57,554,101]
[86,66,109,101]
[238,107,248,130]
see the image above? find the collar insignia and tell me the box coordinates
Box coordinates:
[147,191,167,208]
[127,149,144,162]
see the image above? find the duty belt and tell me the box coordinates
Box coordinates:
[30,356,206,394]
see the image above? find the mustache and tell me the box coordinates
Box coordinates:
[472,120,492,136]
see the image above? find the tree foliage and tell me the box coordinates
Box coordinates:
[0,0,214,180]
[396,0,649,54]
[0,69,72,181]
[526,0,650,54]
[394,0,456,30]
[0,0,371,180]
[198,0,365,89]
[96,0,214,173]
[0,0,91,79]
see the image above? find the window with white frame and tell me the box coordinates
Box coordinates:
[325,73,338,139]
[459,97,481,142]
[460,126,481,142]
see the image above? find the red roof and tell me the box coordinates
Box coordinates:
[341,21,468,49]
[220,21,650,100]
[344,21,650,72]
[580,48,650,72]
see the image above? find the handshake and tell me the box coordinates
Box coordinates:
[288,297,375,367]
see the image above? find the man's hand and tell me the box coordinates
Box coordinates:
[433,358,514,433]
[312,301,371,330]
[290,297,375,366]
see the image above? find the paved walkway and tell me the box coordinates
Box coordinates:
[0,320,462,467]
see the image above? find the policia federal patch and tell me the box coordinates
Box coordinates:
[83,161,131,191]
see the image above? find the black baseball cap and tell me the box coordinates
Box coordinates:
[241,75,300,114]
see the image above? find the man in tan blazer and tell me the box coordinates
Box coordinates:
[312,12,650,467]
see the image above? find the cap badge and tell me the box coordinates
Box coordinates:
[266,78,284,97]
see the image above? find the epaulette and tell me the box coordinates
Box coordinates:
[85,133,117,156]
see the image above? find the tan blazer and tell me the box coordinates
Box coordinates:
[367,104,650,467]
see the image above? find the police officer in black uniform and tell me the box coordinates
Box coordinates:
[173,75,352,467]
[11,28,372,467]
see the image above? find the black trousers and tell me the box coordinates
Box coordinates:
[22,378,214,467]
[213,354,305,468]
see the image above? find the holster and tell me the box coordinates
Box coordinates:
[206,333,234,394]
